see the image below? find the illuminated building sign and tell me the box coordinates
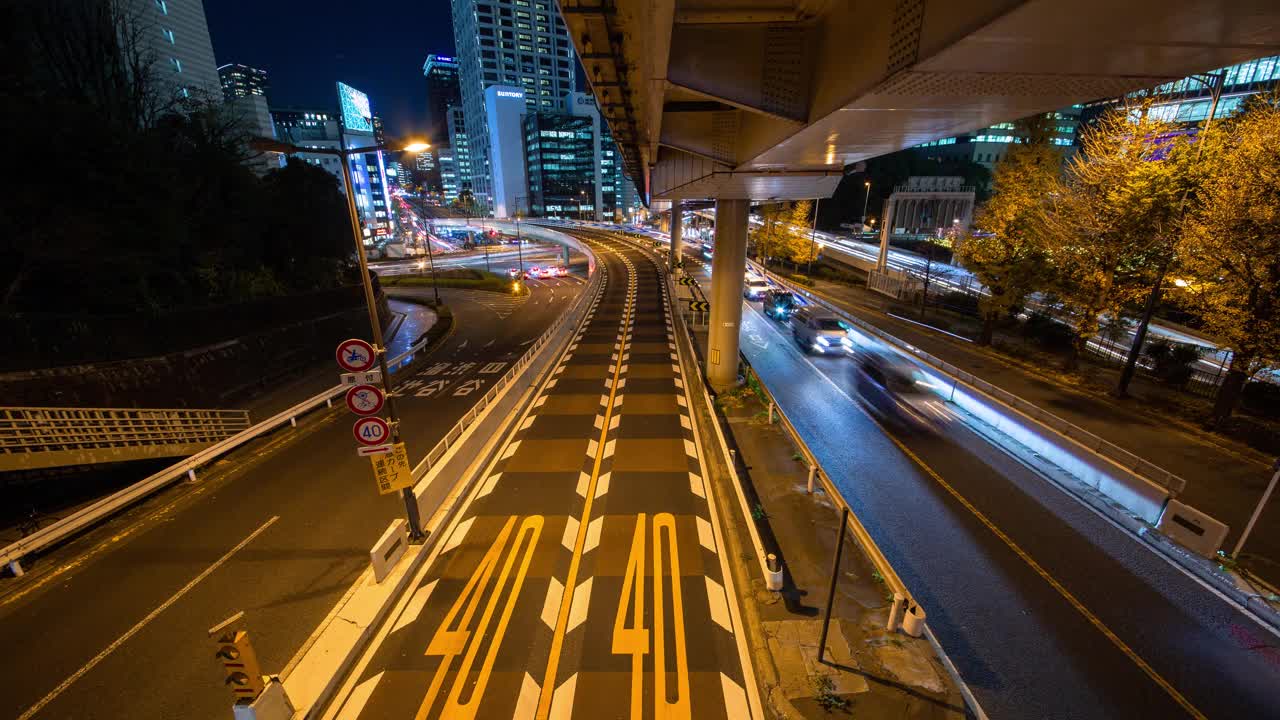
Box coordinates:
[496,90,524,99]
[337,82,374,134]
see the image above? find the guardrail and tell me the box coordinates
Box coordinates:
[1,330,439,576]
[410,265,605,481]
[751,260,1190,500]
[0,406,252,471]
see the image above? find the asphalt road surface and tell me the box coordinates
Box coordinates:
[0,276,583,720]
[324,234,756,718]
[678,249,1280,720]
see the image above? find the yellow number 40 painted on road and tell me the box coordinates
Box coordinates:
[614,512,691,720]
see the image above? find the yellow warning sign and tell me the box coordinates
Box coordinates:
[370,442,413,495]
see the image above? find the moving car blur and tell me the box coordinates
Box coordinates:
[853,347,954,432]
[762,289,796,321]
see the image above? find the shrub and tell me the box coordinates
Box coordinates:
[1021,312,1076,352]
[1143,340,1202,388]
[936,290,980,317]
[1241,379,1280,420]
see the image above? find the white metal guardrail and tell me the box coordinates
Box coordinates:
[409,265,605,482]
[0,406,252,471]
[1,329,441,575]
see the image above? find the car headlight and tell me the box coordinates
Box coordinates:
[816,336,831,346]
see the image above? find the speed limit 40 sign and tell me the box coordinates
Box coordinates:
[353,416,391,446]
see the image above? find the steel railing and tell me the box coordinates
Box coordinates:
[1,326,440,573]
[0,406,251,462]
[409,265,605,480]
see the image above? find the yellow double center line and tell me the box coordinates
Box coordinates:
[535,244,634,719]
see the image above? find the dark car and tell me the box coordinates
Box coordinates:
[854,348,953,432]
[762,290,796,321]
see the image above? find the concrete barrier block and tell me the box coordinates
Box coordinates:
[370,519,407,584]
[1158,499,1228,558]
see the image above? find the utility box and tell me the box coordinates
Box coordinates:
[1157,499,1228,558]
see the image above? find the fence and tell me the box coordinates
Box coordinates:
[0,407,252,471]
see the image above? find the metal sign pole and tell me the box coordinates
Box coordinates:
[340,156,425,541]
[817,506,849,665]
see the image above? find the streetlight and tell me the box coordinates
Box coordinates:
[578,189,586,222]
[861,181,871,226]
[806,198,822,276]
[1116,71,1224,397]
[417,184,441,305]
[250,135,429,541]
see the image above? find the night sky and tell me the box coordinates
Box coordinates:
[205,0,455,137]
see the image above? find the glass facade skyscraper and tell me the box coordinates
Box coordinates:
[450,0,576,210]
[217,63,268,101]
[523,113,595,218]
[423,54,461,144]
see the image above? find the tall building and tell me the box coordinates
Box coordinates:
[438,147,459,200]
[271,109,345,187]
[372,115,386,145]
[1084,54,1280,127]
[337,82,396,245]
[911,107,1082,170]
[415,148,442,192]
[217,63,268,101]
[450,0,576,209]
[423,54,461,144]
[518,92,633,220]
[447,105,474,196]
[136,0,221,102]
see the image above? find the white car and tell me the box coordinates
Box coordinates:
[743,278,773,300]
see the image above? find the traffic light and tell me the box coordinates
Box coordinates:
[210,613,265,702]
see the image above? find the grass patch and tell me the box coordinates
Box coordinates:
[812,675,851,713]
[382,268,521,295]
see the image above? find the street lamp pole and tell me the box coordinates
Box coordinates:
[861,181,871,226]
[1116,72,1224,397]
[418,190,440,305]
[339,156,425,541]
[806,198,822,276]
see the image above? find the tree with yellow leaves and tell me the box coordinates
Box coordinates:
[1178,94,1280,426]
[1036,103,1191,370]
[751,200,814,268]
[957,115,1062,345]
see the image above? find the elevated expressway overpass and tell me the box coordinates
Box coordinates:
[558,0,1280,386]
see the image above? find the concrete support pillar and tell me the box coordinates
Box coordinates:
[563,244,571,266]
[669,198,683,272]
[706,199,749,389]
[877,198,895,271]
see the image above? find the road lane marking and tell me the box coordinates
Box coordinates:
[549,674,577,720]
[392,580,439,634]
[541,578,565,630]
[567,577,592,632]
[561,516,580,552]
[744,302,1210,720]
[705,577,732,633]
[515,673,541,720]
[443,517,475,554]
[418,515,543,720]
[535,249,634,719]
[336,671,384,720]
[17,515,280,720]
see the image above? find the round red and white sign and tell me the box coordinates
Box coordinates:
[336,338,376,373]
[352,416,391,446]
[345,384,385,416]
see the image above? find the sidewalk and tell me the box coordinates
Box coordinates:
[689,345,966,718]
[795,270,1279,585]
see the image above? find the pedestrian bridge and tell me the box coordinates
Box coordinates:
[0,406,250,471]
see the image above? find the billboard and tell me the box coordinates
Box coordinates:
[337,82,373,134]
